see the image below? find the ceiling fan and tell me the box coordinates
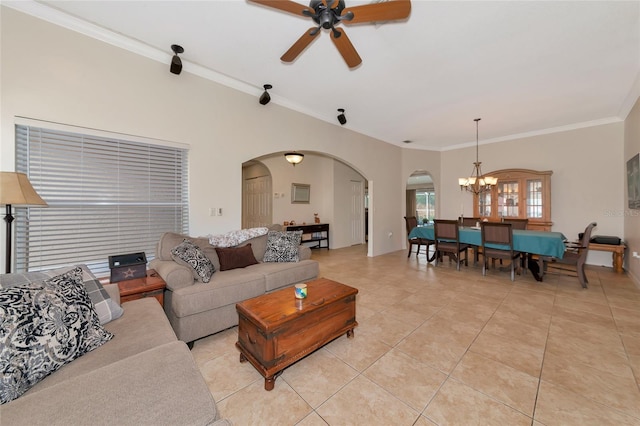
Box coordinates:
[248,0,411,68]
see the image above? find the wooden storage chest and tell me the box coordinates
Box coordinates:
[236,278,358,390]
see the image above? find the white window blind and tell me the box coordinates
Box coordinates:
[15,124,189,276]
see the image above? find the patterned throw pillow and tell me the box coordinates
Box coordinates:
[0,267,114,404]
[215,244,259,271]
[171,239,215,283]
[263,230,303,263]
[0,264,123,325]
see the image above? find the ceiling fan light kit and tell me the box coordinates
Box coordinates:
[259,84,273,105]
[337,108,347,125]
[170,44,184,75]
[249,0,411,68]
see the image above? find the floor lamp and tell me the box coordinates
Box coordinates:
[0,172,47,273]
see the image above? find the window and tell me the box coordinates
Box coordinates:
[15,122,189,276]
[415,190,435,224]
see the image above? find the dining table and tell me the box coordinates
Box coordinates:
[409,225,567,259]
[409,224,568,279]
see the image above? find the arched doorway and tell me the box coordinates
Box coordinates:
[242,152,369,254]
[406,171,435,225]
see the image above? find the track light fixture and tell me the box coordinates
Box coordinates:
[170,44,184,75]
[337,108,347,125]
[259,84,272,105]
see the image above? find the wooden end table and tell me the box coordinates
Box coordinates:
[117,269,166,306]
[236,278,358,390]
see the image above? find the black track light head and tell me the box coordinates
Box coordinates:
[337,108,347,125]
[259,84,272,105]
[170,44,184,75]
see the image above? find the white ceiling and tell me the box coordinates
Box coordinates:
[9,0,640,151]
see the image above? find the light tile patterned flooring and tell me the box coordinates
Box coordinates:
[191,245,640,425]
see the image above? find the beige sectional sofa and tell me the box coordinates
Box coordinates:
[150,226,320,344]
[1,284,229,425]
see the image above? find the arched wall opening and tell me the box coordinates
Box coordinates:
[406,170,436,225]
[242,151,371,255]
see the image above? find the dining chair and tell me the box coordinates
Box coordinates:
[500,218,529,268]
[501,218,528,230]
[458,216,481,227]
[545,222,597,288]
[434,219,470,270]
[481,222,522,281]
[404,216,434,259]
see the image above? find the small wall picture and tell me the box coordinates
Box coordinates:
[627,153,640,209]
[291,183,310,204]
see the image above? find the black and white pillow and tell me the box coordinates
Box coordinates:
[171,239,215,283]
[263,230,303,263]
[0,264,123,325]
[0,267,114,404]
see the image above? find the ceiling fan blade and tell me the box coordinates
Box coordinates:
[248,0,313,17]
[330,28,362,68]
[281,28,321,63]
[343,0,411,24]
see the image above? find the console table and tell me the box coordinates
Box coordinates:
[286,223,329,249]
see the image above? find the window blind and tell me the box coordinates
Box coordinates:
[15,124,189,276]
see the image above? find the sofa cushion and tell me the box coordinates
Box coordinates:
[157,232,219,265]
[263,230,303,262]
[0,264,123,325]
[25,297,177,394]
[215,244,259,271]
[236,223,283,261]
[171,239,216,283]
[1,341,219,425]
[249,260,321,292]
[169,269,265,318]
[0,267,113,404]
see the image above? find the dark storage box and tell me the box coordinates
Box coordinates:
[589,235,622,245]
[108,252,147,283]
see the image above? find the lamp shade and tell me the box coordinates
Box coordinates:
[284,152,304,166]
[0,172,47,207]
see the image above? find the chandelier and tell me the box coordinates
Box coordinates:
[458,118,497,195]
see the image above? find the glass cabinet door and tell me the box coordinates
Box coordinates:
[498,181,519,218]
[526,179,543,218]
[478,191,491,217]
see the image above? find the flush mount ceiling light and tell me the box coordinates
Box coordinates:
[337,108,347,125]
[458,118,497,195]
[170,44,184,75]
[284,152,304,166]
[259,84,272,105]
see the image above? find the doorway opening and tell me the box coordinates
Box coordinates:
[406,171,435,225]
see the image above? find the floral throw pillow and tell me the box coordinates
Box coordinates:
[263,230,303,263]
[171,239,215,283]
[0,267,114,404]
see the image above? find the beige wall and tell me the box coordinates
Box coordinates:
[1,7,636,279]
[624,97,640,283]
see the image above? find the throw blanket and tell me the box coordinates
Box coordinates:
[207,227,269,248]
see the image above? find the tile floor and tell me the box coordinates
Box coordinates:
[191,245,640,426]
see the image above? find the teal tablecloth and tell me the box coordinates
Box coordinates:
[409,225,567,259]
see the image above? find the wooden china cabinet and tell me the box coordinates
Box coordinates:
[473,169,553,231]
